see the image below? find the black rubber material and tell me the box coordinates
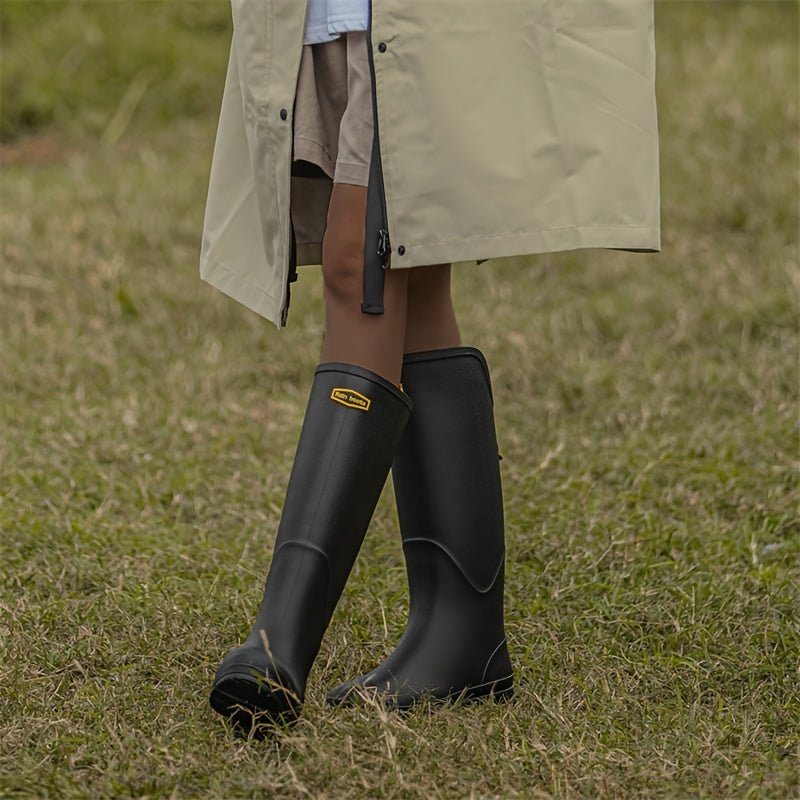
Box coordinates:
[210,364,412,736]
[208,672,301,736]
[326,347,513,709]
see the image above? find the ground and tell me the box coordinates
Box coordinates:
[0,2,798,798]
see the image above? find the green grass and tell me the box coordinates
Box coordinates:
[1,1,798,798]
[0,0,231,142]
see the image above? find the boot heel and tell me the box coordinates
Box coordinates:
[457,673,515,704]
[487,675,515,703]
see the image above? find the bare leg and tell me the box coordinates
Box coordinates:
[403,263,461,354]
[320,183,408,385]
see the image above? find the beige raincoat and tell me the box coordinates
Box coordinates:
[200,0,660,327]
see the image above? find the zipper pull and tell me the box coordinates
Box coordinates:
[377,228,390,267]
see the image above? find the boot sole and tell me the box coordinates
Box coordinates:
[210,672,301,737]
[328,673,514,709]
[456,674,515,705]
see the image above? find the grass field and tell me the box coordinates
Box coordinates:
[1,1,798,798]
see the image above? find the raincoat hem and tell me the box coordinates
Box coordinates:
[200,255,283,327]
[369,225,661,271]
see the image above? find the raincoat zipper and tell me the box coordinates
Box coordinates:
[281,219,298,328]
[362,0,391,314]
[284,4,389,324]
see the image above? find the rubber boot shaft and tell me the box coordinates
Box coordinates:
[210,364,411,733]
[327,347,512,708]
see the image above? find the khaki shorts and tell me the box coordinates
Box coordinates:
[293,31,374,187]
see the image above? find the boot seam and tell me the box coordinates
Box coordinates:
[481,638,510,684]
[273,539,332,564]
[402,537,504,594]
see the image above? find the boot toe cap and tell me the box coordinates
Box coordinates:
[210,645,303,735]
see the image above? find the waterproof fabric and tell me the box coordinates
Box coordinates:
[200,0,661,327]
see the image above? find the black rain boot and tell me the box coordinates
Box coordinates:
[326,347,513,709]
[210,363,412,735]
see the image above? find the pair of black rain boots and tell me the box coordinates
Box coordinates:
[209,348,512,736]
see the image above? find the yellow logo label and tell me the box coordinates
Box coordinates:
[330,388,371,412]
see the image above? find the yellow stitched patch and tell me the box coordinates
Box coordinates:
[330,388,371,412]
